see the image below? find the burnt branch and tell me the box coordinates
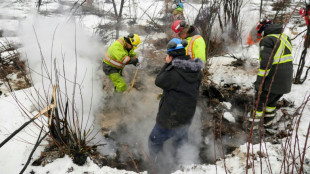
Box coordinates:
[19,127,49,174]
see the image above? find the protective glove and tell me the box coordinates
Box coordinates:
[157,93,163,100]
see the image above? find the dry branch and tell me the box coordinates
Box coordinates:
[0,86,57,148]
[19,126,49,174]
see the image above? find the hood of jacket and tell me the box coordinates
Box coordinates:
[187,26,199,38]
[171,55,203,83]
[264,24,283,36]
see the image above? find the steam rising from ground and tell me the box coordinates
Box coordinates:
[18,14,106,140]
[103,73,203,172]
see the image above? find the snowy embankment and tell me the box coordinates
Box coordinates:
[0,90,143,174]
[0,0,137,173]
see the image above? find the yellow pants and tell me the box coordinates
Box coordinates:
[108,72,127,92]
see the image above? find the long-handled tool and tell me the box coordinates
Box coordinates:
[128,68,139,93]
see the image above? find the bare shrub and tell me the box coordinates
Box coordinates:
[218,0,244,43]
[272,0,291,11]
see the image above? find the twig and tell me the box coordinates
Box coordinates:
[218,112,229,174]
[298,122,310,174]
[122,144,140,173]
[0,86,57,148]
[138,143,157,174]
[19,127,48,174]
[291,29,307,40]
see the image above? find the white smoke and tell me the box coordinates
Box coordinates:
[177,107,203,165]
[18,14,106,141]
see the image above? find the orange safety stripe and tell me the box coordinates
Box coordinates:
[121,55,131,64]
[104,54,131,69]
[104,53,124,69]
[116,39,125,47]
[187,35,202,59]
[105,38,131,68]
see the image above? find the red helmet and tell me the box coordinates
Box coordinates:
[256,18,272,34]
[171,20,186,33]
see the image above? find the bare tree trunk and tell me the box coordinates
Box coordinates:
[218,17,224,31]
[112,0,118,16]
[165,0,170,14]
[37,0,42,10]
[295,23,310,84]
[260,0,263,19]
[112,0,125,39]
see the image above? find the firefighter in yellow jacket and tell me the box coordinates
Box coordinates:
[102,33,143,92]
[171,20,206,65]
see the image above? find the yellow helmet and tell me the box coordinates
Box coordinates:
[128,33,141,50]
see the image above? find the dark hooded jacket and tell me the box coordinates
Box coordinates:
[255,24,293,94]
[155,55,203,129]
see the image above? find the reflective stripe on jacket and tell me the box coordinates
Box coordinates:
[103,37,137,69]
[104,53,130,69]
[185,35,206,63]
[258,34,293,77]
[265,34,293,65]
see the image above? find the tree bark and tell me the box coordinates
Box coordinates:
[260,0,263,19]
[112,0,125,39]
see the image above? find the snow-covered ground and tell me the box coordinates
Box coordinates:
[0,0,309,174]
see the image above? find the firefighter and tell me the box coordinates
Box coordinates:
[256,18,272,43]
[102,33,143,93]
[148,38,203,169]
[299,4,310,26]
[299,4,310,47]
[172,2,184,21]
[246,26,259,45]
[248,23,293,129]
[171,20,206,64]
[247,18,272,45]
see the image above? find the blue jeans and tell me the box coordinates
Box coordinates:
[148,123,189,160]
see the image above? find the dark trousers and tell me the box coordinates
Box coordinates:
[148,123,189,161]
[255,91,283,113]
[250,91,283,127]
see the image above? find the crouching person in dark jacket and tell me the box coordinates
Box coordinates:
[148,38,204,169]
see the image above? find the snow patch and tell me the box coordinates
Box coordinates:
[223,112,236,123]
